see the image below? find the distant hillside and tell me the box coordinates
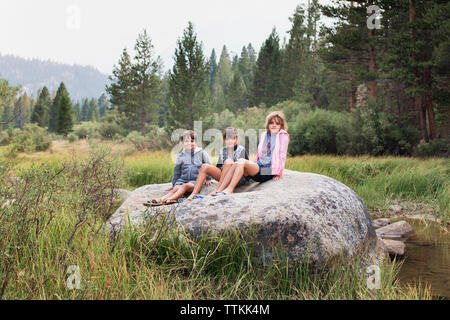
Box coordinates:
[0,53,109,101]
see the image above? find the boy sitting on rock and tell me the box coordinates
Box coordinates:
[186,127,248,200]
[147,130,211,205]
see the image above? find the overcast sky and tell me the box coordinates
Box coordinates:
[1,0,333,75]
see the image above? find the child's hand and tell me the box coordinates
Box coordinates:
[272,175,282,181]
[165,186,173,191]
[205,180,213,186]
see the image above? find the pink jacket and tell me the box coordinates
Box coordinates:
[255,129,290,177]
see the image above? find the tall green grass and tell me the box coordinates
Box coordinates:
[286,155,449,223]
[0,205,432,299]
[122,151,173,188]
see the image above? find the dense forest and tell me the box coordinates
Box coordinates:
[0,0,448,157]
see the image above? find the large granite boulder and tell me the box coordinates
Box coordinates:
[107,169,385,269]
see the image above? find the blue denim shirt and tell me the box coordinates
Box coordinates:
[171,147,212,186]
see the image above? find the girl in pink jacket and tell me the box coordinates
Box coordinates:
[215,111,290,195]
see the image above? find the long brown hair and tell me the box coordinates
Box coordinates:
[265,111,288,132]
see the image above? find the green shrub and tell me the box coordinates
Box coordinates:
[290,109,355,155]
[73,121,101,139]
[67,132,77,143]
[414,139,449,158]
[0,127,20,146]
[0,130,11,145]
[146,126,172,150]
[268,100,312,123]
[112,133,125,142]
[353,100,420,156]
[125,127,172,151]
[9,124,51,153]
[125,131,148,150]
[289,100,423,156]
[98,121,124,139]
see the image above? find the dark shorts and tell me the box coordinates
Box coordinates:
[248,165,274,183]
[236,175,247,187]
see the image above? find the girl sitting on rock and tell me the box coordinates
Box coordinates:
[214,111,289,195]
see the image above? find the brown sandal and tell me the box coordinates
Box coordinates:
[162,199,177,205]
[143,199,163,207]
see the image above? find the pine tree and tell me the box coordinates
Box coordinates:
[106,29,161,135]
[292,1,325,109]
[216,46,232,90]
[0,78,21,129]
[88,98,100,122]
[167,21,212,132]
[131,29,162,135]
[247,43,257,64]
[307,0,320,51]
[227,69,247,113]
[80,98,90,122]
[106,48,133,110]
[158,73,170,128]
[319,0,383,110]
[231,54,239,73]
[14,92,31,129]
[214,45,233,112]
[251,28,283,106]
[56,89,73,135]
[380,0,447,141]
[215,88,228,114]
[208,49,218,93]
[237,44,257,106]
[49,82,68,132]
[424,0,450,138]
[281,5,309,100]
[72,100,81,123]
[97,93,109,117]
[31,86,51,128]
[238,45,253,91]
[28,93,36,119]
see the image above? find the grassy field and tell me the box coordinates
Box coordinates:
[7,139,449,221]
[285,155,449,223]
[0,139,447,299]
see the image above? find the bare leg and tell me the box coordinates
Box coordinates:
[159,185,181,202]
[186,164,222,200]
[209,159,234,195]
[216,162,238,193]
[166,183,195,202]
[222,159,260,195]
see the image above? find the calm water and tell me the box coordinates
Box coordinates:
[396,219,450,299]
